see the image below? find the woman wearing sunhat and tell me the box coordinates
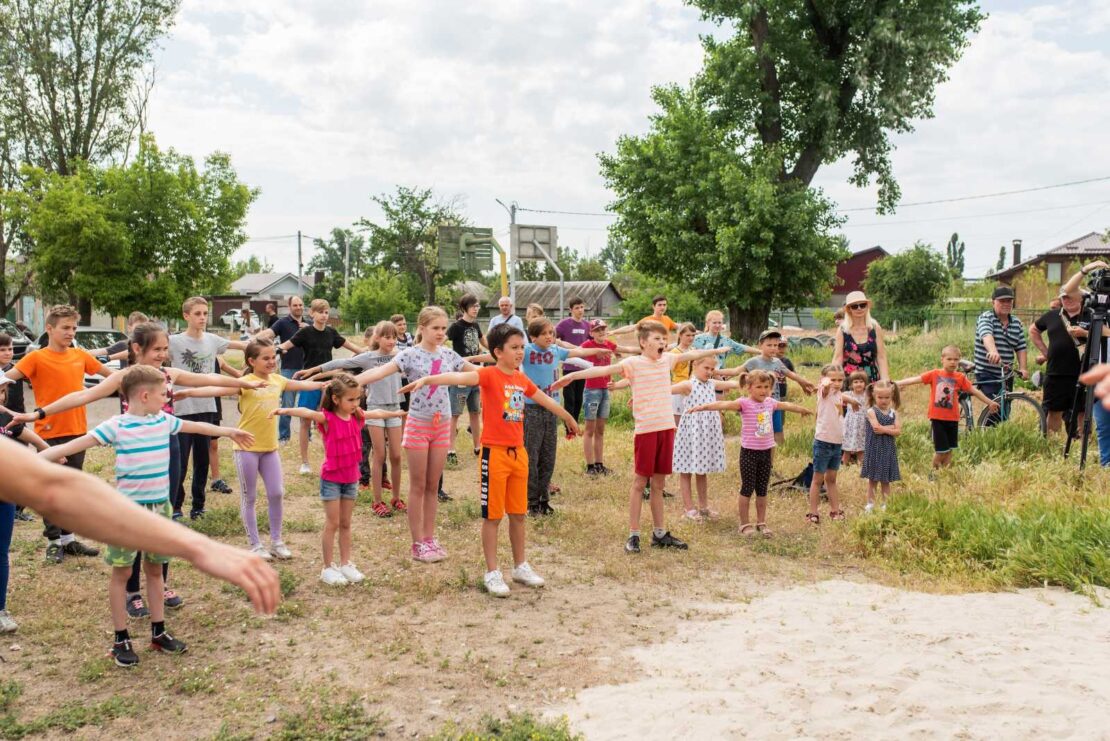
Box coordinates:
[832,291,889,383]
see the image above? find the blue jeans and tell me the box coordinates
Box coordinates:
[1095,399,1110,467]
[278,368,298,441]
[0,501,14,611]
[812,440,842,473]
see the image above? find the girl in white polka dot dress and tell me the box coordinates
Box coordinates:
[671,357,745,522]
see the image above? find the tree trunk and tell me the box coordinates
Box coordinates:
[424,271,437,307]
[728,302,771,345]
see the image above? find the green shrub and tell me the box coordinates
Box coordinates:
[433,713,582,741]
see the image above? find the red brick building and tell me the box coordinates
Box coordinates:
[828,246,888,307]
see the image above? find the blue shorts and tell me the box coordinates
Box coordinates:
[298,389,323,411]
[320,480,357,501]
[583,388,611,421]
[812,440,842,473]
[772,409,785,434]
[450,385,480,416]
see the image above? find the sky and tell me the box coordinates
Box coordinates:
[144,0,1110,280]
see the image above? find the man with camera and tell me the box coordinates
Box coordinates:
[1031,285,1092,435]
[1068,260,1110,466]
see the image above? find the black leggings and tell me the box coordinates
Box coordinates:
[739,447,773,498]
[174,412,216,516]
[562,378,585,429]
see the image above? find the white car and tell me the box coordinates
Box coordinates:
[218,309,243,329]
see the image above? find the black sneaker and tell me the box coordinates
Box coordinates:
[126,594,150,619]
[111,639,139,667]
[210,479,233,494]
[151,631,187,655]
[45,542,64,564]
[662,490,675,499]
[527,505,543,517]
[163,590,184,610]
[14,509,35,522]
[651,531,688,550]
[63,540,100,557]
[586,463,600,476]
[189,510,206,520]
[625,535,641,554]
[540,503,556,516]
[437,490,453,503]
[172,510,184,522]
[598,464,615,477]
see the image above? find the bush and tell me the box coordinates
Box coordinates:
[342,268,418,327]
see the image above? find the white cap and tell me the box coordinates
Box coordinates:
[0,376,13,387]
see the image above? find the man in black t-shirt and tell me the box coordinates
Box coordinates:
[1031,290,1092,434]
[445,294,487,466]
[258,296,308,443]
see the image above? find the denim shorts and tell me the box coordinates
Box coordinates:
[366,403,403,428]
[583,388,611,420]
[812,439,843,473]
[450,384,480,416]
[320,480,358,501]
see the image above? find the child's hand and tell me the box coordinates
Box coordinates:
[398,378,425,395]
[292,369,313,380]
[244,379,268,390]
[268,408,287,419]
[4,411,37,429]
[987,400,1001,413]
[802,381,817,395]
[229,429,256,448]
[549,376,571,392]
[390,410,407,418]
[714,346,730,355]
[565,419,580,439]
[799,408,813,416]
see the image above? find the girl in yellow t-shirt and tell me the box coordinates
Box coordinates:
[188,339,324,560]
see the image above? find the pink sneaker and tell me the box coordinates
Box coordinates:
[422,538,447,563]
[411,541,432,562]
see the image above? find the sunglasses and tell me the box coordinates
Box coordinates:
[848,303,868,311]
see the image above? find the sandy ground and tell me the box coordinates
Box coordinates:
[554,580,1110,740]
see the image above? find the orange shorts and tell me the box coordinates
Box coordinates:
[479,445,528,520]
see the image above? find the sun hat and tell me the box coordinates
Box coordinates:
[844,291,870,307]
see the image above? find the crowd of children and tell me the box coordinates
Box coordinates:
[1,293,1033,659]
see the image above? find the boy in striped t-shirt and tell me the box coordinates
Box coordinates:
[43,366,253,668]
[554,321,728,553]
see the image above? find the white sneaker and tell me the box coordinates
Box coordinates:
[298,463,311,475]
[251,544,273,560]
[484,570,510,597]
[338,562,364,584]
[880,503,887,512]
[682,509,703,523]
[0,610,18,634]
[320,564,349,586]
[270,542,293,560]
[863,502,874,514]
[510,562,545,588]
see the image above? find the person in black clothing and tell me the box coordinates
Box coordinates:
[264,303,279,329]
[258,296,309,443]
[445,294,488,467]
[1031,289,1092,434]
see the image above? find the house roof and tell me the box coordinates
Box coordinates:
[491,281,621,311]
[230,272,315,296]
[988,232,1109,281]
[844,246,888,261]
[452,281,494,305]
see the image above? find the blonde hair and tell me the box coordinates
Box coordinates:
[126,311,149,327]
[413,305,449,344]
[820,363,844,377]
[45,304,79,326]
[181,296,208,315]
[525,303,545,323]
[703,310,724,333]
[120,364,165,400]
[369,320,398,351]
[309,298,330,313]
[745,369,774,388]
[867,379,901,409]
[839,306,878,333]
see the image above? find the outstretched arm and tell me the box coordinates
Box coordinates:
[776,401,812,416]
[669,381,692,395]
[398,371,480,394]
[531,391,580,437]
[550,364,623,391]
[353,360,400,387]
[895,375,925,388]
[785,370,816,394]
[40,434,99,462]
[6,372,123,427]
[673,346,730,363]
[567,346,611,360]
[712,379,745,392]
[686,399,740,414]
[269,407,326,424]
[16,427,51,452]
[178,421,255,449]
[968,385,1001,412]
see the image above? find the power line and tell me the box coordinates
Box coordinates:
[837,175,1110,212]
[515,206,614,217]
[842,199,1110,228]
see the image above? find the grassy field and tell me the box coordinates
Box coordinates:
[2,328,1108,738]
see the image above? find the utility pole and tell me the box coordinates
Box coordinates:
[297,230,303,294]
[495,199,518,307]
[344,237,350,296]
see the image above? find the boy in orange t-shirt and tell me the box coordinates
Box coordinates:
[896,345,998,469]
[400,323,579,598]
[6,305,112,562]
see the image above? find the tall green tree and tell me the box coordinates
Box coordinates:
[863,242,951,325]
[342,268,417,326]
[0,0,181,320]
[356,186,466,306]
[994,245,1006,274]
[20,136,255,318]
[946,232,966,279]
[230,254,274,281]
[307,228,367,305]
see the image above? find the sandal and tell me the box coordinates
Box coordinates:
[699,508,719,520]
[829,510,846,521]
[371,501,392,518]
[805,512,820,525]
[739,523,757,537]
[682,509,703,523]
[390,498,407,512]
[756,522,773,537]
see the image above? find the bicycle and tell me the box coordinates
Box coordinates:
[957,360,1046,436]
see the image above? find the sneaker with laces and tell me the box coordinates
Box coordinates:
[510,562,545,588]
[338,562,364,583]
[270,542,293,559]
[484,570,511,597]
[111,639,139,667]
[863,502,875,514]
[650,531,688,550]
[411,541,432,562]
[423,539,447,562]
[163,590,184,610]
[320,564,350,586]
[251,544,273,561]
[599,464,616,477]
[437,489,453,502]
[45,542,64,563]
[151,631,187,654]
[298,463,311,475]
[625,534,641,554]
[0,610,18,634]
[63,539,100,557]
[210,478,233,494]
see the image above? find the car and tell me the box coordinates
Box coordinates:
[218,309,243,329]
[0,319,33,363]
[36,326,128,387]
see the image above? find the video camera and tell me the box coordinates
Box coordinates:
[1083,268,1110,317]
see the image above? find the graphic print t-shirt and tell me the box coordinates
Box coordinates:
[522,343,569,403]
[447,319,483,359]
[478,365,537,448]
[393,346,464,421]
[169,333,230,416]
[920,369,972,422]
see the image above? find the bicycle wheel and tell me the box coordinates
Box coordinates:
[976,393,1046,436]
[959,396,975,432]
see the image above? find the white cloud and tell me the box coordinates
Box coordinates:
[147,0,1110,279]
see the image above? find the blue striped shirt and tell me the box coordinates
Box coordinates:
[974,311,1027,381]
[91,412,182,504]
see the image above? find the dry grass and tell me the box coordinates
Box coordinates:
[2,327,1108,738]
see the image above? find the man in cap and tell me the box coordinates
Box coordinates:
[973,286,1029,426]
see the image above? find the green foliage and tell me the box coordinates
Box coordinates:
[863,243,951,325]
[995,245,1006,274]
[614,269,705,325]
[946,233,966,279]
[600,86,847,340]
[342,268,418,326]
[272,696,385,740]
[812,307,837,330]
[433,713,582,741]
[189,506,315,538]
[854,492,1110,593]
[230,254,273,281]
[0,695,137,738]
[308,228,368,305]
[18,135,256,317]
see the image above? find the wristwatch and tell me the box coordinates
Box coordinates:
[35,407,46,420]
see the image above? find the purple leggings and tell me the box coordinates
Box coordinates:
[234,450,285,548]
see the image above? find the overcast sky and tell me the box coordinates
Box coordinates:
[145,0,1110,280]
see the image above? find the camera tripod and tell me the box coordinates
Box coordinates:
[1064,311,1106,469]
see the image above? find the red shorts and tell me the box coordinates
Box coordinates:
[633,428,675,477]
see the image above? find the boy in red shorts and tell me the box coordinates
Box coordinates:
[400,324,579,597]
[554,321,728,553]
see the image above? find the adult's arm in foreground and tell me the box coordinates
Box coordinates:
[0,437,280,614]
